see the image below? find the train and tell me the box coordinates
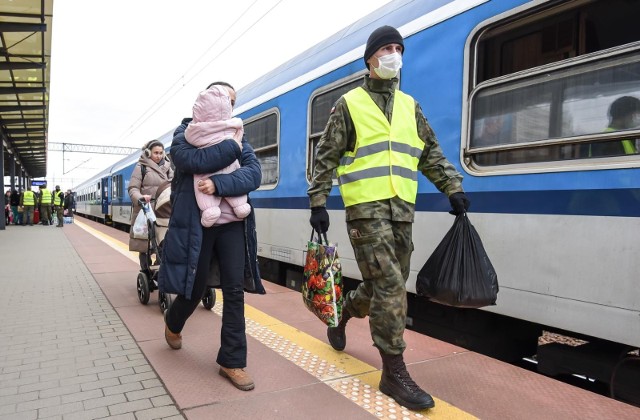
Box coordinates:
[74,0,639,400]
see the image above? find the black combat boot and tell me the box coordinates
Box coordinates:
[379,351,435,410]
[327,310,352,351]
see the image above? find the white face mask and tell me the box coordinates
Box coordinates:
[373,52,403,79]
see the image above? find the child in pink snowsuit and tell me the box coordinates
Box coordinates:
[184,86,251,227]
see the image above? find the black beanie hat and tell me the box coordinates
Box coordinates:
[364,25,404,68]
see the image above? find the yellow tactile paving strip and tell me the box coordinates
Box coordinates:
[74,219,476,419]
[75,219,141,263]
[239,305,474,419]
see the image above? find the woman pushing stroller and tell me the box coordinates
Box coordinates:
[128,139,174,270]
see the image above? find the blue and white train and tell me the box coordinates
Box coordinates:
[76,0,639,375]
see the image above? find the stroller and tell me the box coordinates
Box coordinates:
[153,182,217,311]
[134,182,217,312]
[135,182,174,313]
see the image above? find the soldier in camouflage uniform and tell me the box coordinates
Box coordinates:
[308,25,470,411]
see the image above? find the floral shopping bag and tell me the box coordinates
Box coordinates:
[302,231,343,327]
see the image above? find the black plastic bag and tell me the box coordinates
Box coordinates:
[416,214,498,308]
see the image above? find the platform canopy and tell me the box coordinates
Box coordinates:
[1,0,52,179]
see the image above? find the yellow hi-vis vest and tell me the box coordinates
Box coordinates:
[53,191,63,206]
[337,88,424,207]
[607,127,637,154]
[622,139,636,155]
[40,188,52,204]
[589,127,637,157]
[23,191,35,206]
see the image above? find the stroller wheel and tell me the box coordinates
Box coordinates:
[202,287,216,310]
[136,272,150,305]
[159,292,172,314]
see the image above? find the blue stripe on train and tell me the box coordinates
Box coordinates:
[250,188,640,217]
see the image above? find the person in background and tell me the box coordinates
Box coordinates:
[307,25,470,410]
[159,81,264,392]
[20,188,36,226]
[4,190,10,224]
[63,189,75,219]
[38,184,52,225]
[53,185,65,227]
[586,95,640,157]
[128,140,174,270]
[10,188,21,225]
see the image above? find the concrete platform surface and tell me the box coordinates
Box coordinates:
[1,218,639,420]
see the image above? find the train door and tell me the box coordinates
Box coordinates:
[101,176,110,217]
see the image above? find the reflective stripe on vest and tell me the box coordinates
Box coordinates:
[609,126,637,154]
[23,191,35,206]
[622,139,636,154]
[589,127,637,157]
[337,87,423,207]
[40,188,52,204]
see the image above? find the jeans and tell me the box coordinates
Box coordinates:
[166,221,247,368]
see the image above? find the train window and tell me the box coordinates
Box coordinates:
[307,76,364,182]
[467,0,640,172]
[244,109,279,188]
[112,175,123,200]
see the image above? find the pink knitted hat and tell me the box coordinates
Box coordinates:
[192,85,233,123]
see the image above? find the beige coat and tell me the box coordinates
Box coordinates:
[128,154,174,252]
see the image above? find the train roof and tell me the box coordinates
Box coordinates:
[75,0,487,190]
[234,0,486,113]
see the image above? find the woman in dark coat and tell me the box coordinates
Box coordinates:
[159,82,264,392]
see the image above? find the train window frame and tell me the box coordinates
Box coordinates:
[243,107,280,190]
[112,174,123,201]
[306,71,367,184]
[462,0,640,176]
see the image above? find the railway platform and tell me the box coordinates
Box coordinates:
[1,218,638,420]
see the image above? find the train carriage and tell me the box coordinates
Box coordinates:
[75,0,639,380]
[234,0,640,353]
[75,129,174,228]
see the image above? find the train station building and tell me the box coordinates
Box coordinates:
[0,0,51,230]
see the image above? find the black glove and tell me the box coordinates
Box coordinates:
[309,206,330,234]
[449,192,470,215]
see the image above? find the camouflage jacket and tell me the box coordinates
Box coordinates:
[308,76,463,222]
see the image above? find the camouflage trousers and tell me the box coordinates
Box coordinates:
[55,206,64,226]
[22,206,34,225]
[40,205,52,224]
[344,218,413,355]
